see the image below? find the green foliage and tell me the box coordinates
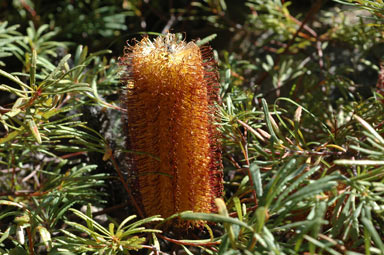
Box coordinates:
[0,22,23,67]
[1,0,384,254]
[56,206,162,254]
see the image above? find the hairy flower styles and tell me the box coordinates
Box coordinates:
[120,34,223,227]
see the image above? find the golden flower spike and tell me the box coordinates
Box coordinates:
[120,34,223,227]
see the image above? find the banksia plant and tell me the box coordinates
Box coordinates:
[119,34,223,227]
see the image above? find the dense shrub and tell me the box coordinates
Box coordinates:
[1,0,384,254]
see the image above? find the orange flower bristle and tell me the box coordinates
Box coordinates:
[120,34,223,227]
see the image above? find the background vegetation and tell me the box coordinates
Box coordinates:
[1,0,384,254]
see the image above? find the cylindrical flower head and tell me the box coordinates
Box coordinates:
[120,34,223,227]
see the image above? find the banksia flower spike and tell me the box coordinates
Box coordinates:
[120,34,223,227]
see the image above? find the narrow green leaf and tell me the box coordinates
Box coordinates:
[108,223,114,236]
[354,115,384,145]
[37,226,52,251]
[27,118,42,143]
[254,206,267,233]
[0,129,21,144]
[181,245,194,255]
[196,34,217,46]
[249,162,263,197]
[287,180,337,203]
[233,197,243,222]
[262,98,279,144]
[0,68,31,90]
[152,233,160,252]
[30,49,36,88]
[123,215,162,232]
[69,208,110,237]
[65,221,107,240]
[263,158,298,208]
[120,228,161,239]
[0,200,24,208]
[272,165,316,211]
[335,159,384,165]
[0,227,10,244]
[117,215,137,232]
[362,217,384,253]
[304,235,342,255]
[178,211,253,232]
